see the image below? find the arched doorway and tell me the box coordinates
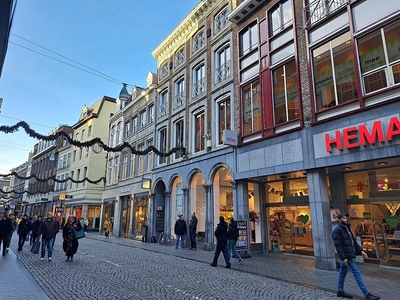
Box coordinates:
[153,180,166,240]
[213,167,233,227]
[171,176,184,231]
[190,173,205,241]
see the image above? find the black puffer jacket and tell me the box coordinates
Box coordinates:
[227,222,239,241]
[332,222,362,261]
[174,219,187,235]
[215,220,228,242]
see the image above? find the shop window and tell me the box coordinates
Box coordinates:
[215,44,231,83]
[269,0,293,36]
[192,64,205,97]
[193,29,205,52]
[241,79,262,136]
[138,144,145,175]
[239,21,258,57]
[174,47,185,67]
[174,119,184,159]
[130,153,136,178]
[217,96,231,144]
[272,59,299,124]
[147,140,153,172]
[358,20,400,94]
[214,7,229,33]
[313,32,357,111]
[158,128,167,164]
[132,196,149,239]
[159,90,168,117]
[174,78,185,109]
[194,111,205,153]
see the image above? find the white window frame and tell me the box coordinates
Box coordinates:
[174,79,185,109]
[159,91,168,117]
[175,47,185,66]
[193,30,205,52]
[215,44,231,83]
[192,64,205,97]
[214,8,229,33]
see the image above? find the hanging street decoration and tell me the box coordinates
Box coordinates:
[0,172,106,187]
[0,121,186,157]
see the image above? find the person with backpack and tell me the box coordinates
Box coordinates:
[227,218,243,264]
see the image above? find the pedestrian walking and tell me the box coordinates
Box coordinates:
[174,214,187,249]
[188,212,198,250]
[332,213,380,300]
[210,216,231,268]
[227,218,243,264]
[30,215,42,245]
[103,218,112,238]
[4,213,16,252]
[17,214,31,252]
[37,212,59,262]
[63,215,82,261]
[0,213,13,256]
[84,218,89,233]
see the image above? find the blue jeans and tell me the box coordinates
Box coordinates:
[227,239,241,260]
[41,238,54,259]
[175,235,185,248]
[338,259,369,296]
[189,230,196,249]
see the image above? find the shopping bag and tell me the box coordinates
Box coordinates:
[72,227,85,240]
[30,240,41,254]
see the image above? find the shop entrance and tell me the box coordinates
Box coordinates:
[131,194,149,240]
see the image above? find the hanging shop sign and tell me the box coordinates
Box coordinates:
[236,220,249,251]
[324,116,400,152]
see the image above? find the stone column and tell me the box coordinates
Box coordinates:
[164,191,171,233]
[307,168,336,270]
[203,184,213,251]
[182,188,190,246]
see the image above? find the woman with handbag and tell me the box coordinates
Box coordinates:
[62,216,82,261]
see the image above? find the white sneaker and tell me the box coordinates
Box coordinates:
[239,258,243,264]
[40,257,44,261]
[48,257,52,262]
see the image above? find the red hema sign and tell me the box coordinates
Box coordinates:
[325,116,400,152]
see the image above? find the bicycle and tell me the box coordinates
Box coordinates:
[158,230,175,246]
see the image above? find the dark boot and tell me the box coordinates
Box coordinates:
[337,291,353,299]
[365,293,380,300]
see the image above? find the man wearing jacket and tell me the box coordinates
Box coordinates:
[17,214,31,252]
[174,214,187,249]
[0,214,13,256]
[188,212,198,250]
[210,216,231,268]
[38,212,59,261]
[332,213,380,300]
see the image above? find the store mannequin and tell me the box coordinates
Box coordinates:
[355,220,370,236]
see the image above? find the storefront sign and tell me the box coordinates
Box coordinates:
[236,220,249,251]
[223,130,238,146]
[120,187,131,194]
[325,116,400,152]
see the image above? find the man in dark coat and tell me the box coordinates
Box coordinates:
[30,215,42,245]
[188,212,198,250]
[174,214,187,249]
[0,214,13,256]
[4,213,16,252]
[17,214,31,251]
[332,213,380,300]
[210,216,231,268]
[38,212,59,261]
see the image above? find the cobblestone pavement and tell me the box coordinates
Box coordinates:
[5,234,344,300]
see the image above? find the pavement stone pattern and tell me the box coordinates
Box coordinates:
[2,232,399,300]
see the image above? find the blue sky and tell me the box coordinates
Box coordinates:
[0,0,199,173]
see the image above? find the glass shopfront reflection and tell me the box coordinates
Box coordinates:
[345,166,400,266]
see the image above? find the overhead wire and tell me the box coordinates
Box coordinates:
[11,33,129,86]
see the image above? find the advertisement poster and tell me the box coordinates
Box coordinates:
[236,220,249,251]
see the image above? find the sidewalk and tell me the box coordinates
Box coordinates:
[0,240,49,300]
[88,233,400,300]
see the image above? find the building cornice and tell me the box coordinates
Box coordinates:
[152,0,222,65]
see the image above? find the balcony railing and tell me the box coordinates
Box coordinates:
[216,60,231,83]
[192,78,205,97]
[174,93,184,108]
[304,0,347,28]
